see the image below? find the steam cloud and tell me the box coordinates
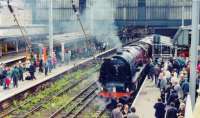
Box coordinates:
[62,0,122,48]
[24,0,122,48]
[82,0,122,48]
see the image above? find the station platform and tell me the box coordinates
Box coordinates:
[132,78,160,118]
[0,58,90,103]
[0,52,26,64]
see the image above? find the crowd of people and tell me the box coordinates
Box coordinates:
[110,56,192,118]
[146,57,195,118]
[0,55,57,90]
[111,103,139,118]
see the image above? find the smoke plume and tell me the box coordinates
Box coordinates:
[81,0,122,48]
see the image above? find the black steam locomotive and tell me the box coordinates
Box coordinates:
[98,36,154,103]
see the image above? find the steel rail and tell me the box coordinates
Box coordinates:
[64,94,97,118]
[49,81,97,118]
[1,77,85,117]
[20,78,86,118]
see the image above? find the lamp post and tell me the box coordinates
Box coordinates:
[49,0,53,57]
[190,0,200,109]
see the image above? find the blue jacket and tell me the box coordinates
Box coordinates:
[181,81,189,93]
[166,107,178,118]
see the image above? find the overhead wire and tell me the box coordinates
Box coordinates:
[7,0,32,53]
[71,0,91,48]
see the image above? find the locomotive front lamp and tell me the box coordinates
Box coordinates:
[126,88,130,92]
[112,87,116,93]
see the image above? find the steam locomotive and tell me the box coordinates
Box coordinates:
[98,36,154,103]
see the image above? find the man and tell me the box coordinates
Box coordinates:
[11,66,19,88]
[165,69,171,83]
[44,62,48,76]
[18,63,24,81]
[127,107,139,118]
[159,72,167,91]
[154,64,160,86]
[154,98,165,118]
[181,79,189,99]
[0,63,3,86]
[28,63,36,80]
[165,102,178,118]
[174,82,183,99]
[165,82,174,103]
[111,103,123,118]
[39,59,43,73]
[47,56,52,73]
[167,90,178,105]
[2,65,7,89]
[147,62,155,81]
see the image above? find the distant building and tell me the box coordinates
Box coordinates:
[87,0,193,28]
[24,0,194,30]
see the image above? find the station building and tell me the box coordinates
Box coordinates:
[28,0,193,29]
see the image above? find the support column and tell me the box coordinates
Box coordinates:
[138,0,146,25]
[90,0,94,34]
[5,43,7,54]
[190,0,200,109]
[174,47,178,57]
[61,43,65,63]
[123,7,126,20]
[182,0,185,27]
[16,40,19,53]
[49,0,53,57]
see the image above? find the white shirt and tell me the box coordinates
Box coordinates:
[165,70,171,79]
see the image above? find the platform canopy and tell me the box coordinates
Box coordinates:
[0,25,47,39]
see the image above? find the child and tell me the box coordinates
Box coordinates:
[25,72,32,80]
[5,77,11,88]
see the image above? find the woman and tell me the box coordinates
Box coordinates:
[178,102,185,117]
[122,104,129,118]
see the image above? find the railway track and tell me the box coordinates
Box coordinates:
[49,81,98,118]
[74,95,108,118]
[0,67,99,118]
[2,78,85,118]
[49,89,108,118]
[25,73,98,118]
